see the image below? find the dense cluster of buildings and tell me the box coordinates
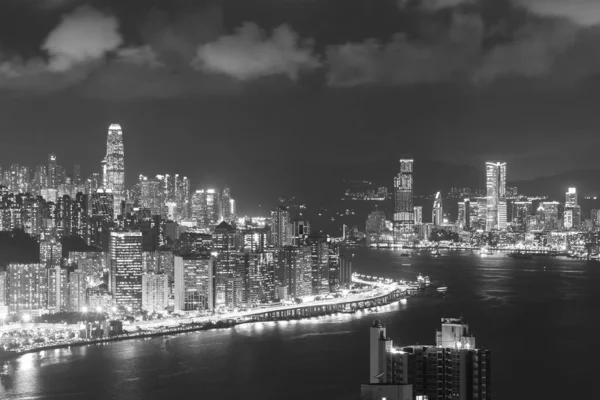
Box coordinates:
[0,124,351,320]
[361,318,491,400]
[366,159,600,252]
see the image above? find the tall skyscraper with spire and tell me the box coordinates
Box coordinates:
[103,124,125,218]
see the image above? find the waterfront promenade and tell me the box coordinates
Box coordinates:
[0,275,426,358]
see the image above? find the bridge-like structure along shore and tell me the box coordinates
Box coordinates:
[236,286,411,323]
[0,280,419,358]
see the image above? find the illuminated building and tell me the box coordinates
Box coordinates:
[538,202,560,231]
[458,199,470,229]
[242,228,269,252]
[22,197,43,236]
[432,191,443,226]
[40,238,62,268]
[109,231,143,310]
[485,161,507,231]
[592,209,600,228]
[48,154,57,189]
[393,158,414,243]
[140,177,164,216]
[0,271,7,308]
[141,273,169,313]
[90,189,114,249]
[365,318,491,400]
[512,201,532,231]
[338,254,352,287]
[271,206,290,247]
[102,124,125,219]
[413,206,422,225]
[289,220,310,246]
[308,235,330,295]
[8,263,48,316]
[70,251,105,287]
[365,210,387,246]
[69,271,87,312]
[174,255,214,313]
[71,192,88,240]
[191,189,219,228]
[564,188,581,230]
[220,187,235,222]
[87,287,113,311]
[274,246,312,300]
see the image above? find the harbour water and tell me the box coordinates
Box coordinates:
[1,248,598,400]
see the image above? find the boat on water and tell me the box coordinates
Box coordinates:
[508,252,533,259]
[430,249,441,257]
[436,287,448,293]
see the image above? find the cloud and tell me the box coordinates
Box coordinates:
[475,18,580,83]
[116,46,164,68]
[521,0,600,27]
[326,12,484,86]
[192,22,320,81]
[397,0,473,11]
[42,6,123,71]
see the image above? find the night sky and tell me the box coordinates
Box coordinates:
[2,0,600,215]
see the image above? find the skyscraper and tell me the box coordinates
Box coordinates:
[109,231,143,310]
[393,158,414,244]
[48,153,57,189]
[432,191,443,226]
[102,124,125,219]
[485,161,507,231]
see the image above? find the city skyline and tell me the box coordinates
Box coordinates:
[3,1,600,216]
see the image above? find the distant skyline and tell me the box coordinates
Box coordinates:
[3,0,600,214]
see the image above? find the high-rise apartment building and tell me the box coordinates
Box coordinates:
[365,318,491,400]
[8,263,48,316]
[102,124,125,219]
[109,231,143,310]
[413,206,423,225]
[69,270,88,312]
[485,161,507,231]
[393,158,414,243]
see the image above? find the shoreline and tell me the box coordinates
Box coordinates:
[0,286,424,361]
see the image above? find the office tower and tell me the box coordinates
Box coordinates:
[308,235,330,295]
[0,271,8,308]
[140,177,164,216]
[220,187,232,222]
[33,165,48,192]
[365,318,491,400]
[538,201,560,231]
[564,188,581,230]
[109,231,143,310]
[174,255,214,313]
[393,158,414,243]
[512,201,532,231]
[7,263,48,316]
[242,228,269,252]
[69,270,88,312]
[239,252,275,305]
[271,206,290,247]
[565,187,577,207]
[48,153,57,189]
[191,189,219,228]
[592,209,600,228]
[289,220,310,246]
[432,191,443,226]
[413,206,422,225]
[338,253,352,287]
[73,164,82,185]
[141,273,169,313]
[102,124,125,219]
[274,246,312,300]
[365,210,387,246]
[458,198,471,229]
[90,189,114,249]
[485,161,507,231]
